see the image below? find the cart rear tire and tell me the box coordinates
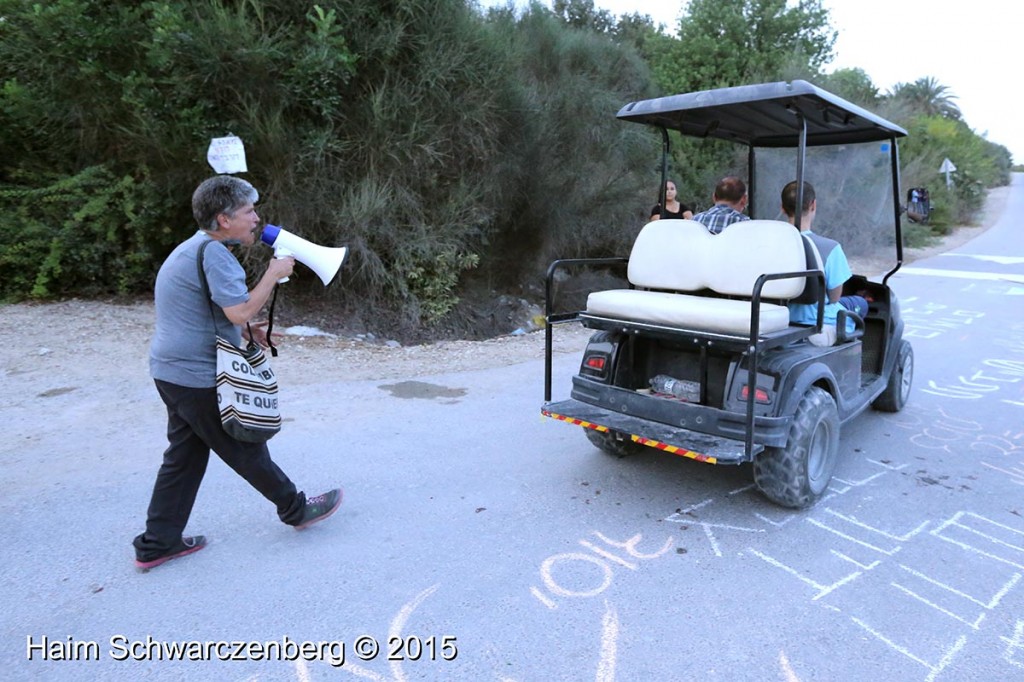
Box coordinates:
[873,339,913,412]
[585,428,646,457]
[753,386,839,509]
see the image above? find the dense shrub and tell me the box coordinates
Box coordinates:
[480,6,658,280]
[0,166,159,300]
[0,0,1014,333]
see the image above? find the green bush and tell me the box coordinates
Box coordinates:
[902,222,939,249]
[0,166,159,300]
[897,114,1007,231]
[0,0,1013,337]
[481,6,658,277]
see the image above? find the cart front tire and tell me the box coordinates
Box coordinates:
[753,387,839,509]
[873,339,913,413]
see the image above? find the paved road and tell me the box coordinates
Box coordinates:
[3,176,1023,681]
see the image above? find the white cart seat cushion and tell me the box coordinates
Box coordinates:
[627,219,808,299]
[587,218,811,336]
[586,289,792,335]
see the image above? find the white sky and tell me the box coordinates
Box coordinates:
[479,0,1021,164]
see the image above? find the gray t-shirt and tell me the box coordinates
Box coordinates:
[149,231,250,388]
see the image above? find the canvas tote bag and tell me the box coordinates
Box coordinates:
[197,241,281,442]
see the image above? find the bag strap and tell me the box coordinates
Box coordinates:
[196,239,256,346]
[265,284,279,357]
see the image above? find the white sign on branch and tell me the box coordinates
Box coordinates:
[207,135,248,174]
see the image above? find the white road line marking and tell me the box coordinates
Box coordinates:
[897,267,1024,283]
[940,254,1024,265]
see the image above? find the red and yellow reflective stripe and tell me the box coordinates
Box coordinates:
[631,436,716,464]
[542,410,609,432]
[542,410,716,464]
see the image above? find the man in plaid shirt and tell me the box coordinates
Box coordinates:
[692,176,750,234]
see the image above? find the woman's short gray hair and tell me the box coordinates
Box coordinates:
[192,175,260,231]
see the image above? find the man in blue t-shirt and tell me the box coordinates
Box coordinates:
[781,181,868,347]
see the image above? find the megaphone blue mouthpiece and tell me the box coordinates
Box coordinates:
[261,223,282,245]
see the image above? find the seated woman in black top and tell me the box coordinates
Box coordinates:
[650,180,693,221]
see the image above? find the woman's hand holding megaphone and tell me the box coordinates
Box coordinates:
[266,255,295,284]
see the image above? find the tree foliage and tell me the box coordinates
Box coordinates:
[898,114,1010,227]
[656,0,836,95]
[0,0,1014,337]
[482,5,657,278]
[889,76,962,120]
[818,68,880,108]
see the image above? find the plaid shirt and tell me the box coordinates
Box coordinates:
[691,204,750,234]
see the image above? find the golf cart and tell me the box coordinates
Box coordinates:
[541,80,914,508]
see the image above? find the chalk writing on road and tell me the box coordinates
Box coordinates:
[750,509,1024,682]
[922,359,1024,405]
[959,281,1024,298]
[530,531,674,608]
[881,404,1024,489]
[900,298,984,341]
[293,584,449,682]
[659,459,900,558]
[915,319,1024,406]
[1004,620,1024,669]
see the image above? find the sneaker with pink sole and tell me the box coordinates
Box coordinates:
[135,535,207,571]
[294,489,343,530]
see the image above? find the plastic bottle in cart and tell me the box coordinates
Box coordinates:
[649,374,698,401]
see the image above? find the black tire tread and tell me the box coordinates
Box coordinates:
[873,339,913,413]
[753,387,839,509]
[585,428,646,457]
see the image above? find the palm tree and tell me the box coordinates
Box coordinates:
[888,76,961,119]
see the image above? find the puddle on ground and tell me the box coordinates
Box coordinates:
[378,381,467,401]
[38,387,78,398]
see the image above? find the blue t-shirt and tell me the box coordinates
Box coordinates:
[788,231,854,332]
[149,232,250,388]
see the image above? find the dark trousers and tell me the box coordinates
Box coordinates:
[133,380,305,560]
[839,294,869,318]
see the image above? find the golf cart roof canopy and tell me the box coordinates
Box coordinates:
[617,80,907,148]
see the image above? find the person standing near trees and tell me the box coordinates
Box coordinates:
[133,175,342,570]
[691,176,750,234]
[650,179,693,221]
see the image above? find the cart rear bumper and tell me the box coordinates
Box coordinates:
[542,399,763,465]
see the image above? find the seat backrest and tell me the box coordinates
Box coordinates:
[627,219,809,299]
[790,233,825,305]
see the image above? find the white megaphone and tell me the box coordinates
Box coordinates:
[260,224,347,285]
